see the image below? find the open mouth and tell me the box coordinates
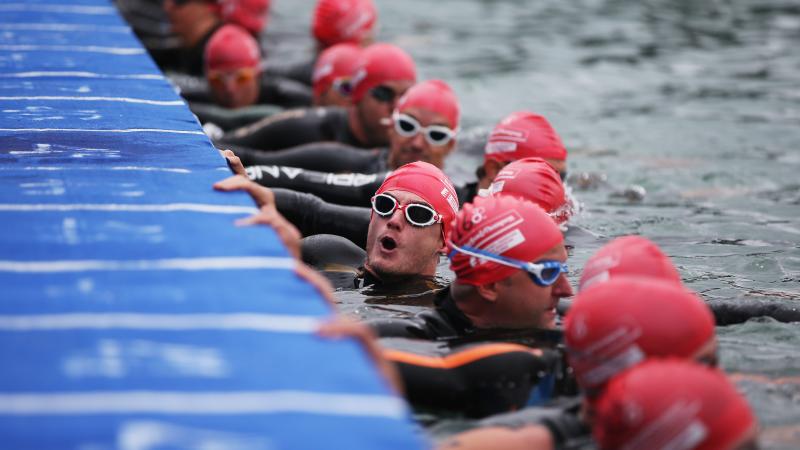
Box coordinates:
[380,236,397,251]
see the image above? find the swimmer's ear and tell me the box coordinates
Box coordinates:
[476,282,500,303]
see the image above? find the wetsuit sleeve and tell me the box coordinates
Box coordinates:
[217,108,332,151]
[540,414,592,450]
[260,77,313,109]
[385,344,560,418]
[190,102,283,131]
[264,59,315,86]
[248,165,385,207]
[233,142,385,173]
[300,234,366,271]
[271,188,370,249]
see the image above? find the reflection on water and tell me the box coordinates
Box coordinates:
[267,0,800,445]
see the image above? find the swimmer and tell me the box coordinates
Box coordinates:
[238,78,459,192]
[593,360,759,450]
[266,0,377,85]
[479,157,575,227]
[218,161,459,289]
[219,43,417,151]
[438,276,719,450]
[312,43,362,107]
[163,0,223,75]
[183,24,311,119]
[370,194,572,339]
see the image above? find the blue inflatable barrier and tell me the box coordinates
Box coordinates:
[0,1,426,448]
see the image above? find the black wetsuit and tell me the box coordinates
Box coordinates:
[383,338,571,418]
[217,106,364,152]
[476,397,594,449]
[265,58,315,87]
[181,75,313,111]
[274,190,370,248]
[237,144,388,173]
[369,287,476,340]
[242,145,477,208]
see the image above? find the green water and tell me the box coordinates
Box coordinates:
[265,0,800,447]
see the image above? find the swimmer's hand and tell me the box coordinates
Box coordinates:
[236,206,302,260]
[218,148,247,177]
[317,318,405,396]
[436,425,554,450]
[213,175,274,208]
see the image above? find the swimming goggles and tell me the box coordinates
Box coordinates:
[393,112,458,146]
[370,85,399,103]
[448,241,568,286]
[207,67,258,87]
[371,193,442,227]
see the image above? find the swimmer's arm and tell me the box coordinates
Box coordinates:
[213,175,302,259]
[271,188,370,249]
[261,77,313,108]
[437,425,554,450]
[218,108,318,151]
[248,166,383,207]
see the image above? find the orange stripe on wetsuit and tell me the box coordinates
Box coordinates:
[384,342,543,369]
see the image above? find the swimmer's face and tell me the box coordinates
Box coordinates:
[356,80,414,147]
[207,67,260,109]
[365,189,444,280]
[388,106,457,170]
[493,242,572,330]
[316,81,352,108]
[164,0,214,47]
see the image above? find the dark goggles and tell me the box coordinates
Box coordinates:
[371,193,442,227]
[448,242,569,286]
[369,85,398,103]
[393,112,458,146]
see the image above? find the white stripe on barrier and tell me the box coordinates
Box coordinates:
[0,128,204,135]
[0,23,129,32]
[0,4,115,14]
[0,313,316,333]
[0,256,294,273]
[0,96,182,106]
[0,72,163,80]
[0,391,406,418]
[0,204,256,214]
[0,45,143,55]
[0,167,191,173]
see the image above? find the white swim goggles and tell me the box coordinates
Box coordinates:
[448,241,569,286]
[392,112,458,146]
[371,193,443,227]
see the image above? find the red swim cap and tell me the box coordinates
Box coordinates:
[349,43,417,102]
[204,24,261,72]
[312,0,377,48]
[218,0,271,35]
[448,195,564,286]
[396,79,460,129]
[485,157,570,224]
[312,43,361,100]
[594,360,757,450]
[579,235,682,291]
[375,161,459,241]
[485,111,567,164]
[564,277,715,397]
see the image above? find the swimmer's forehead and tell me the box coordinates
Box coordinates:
[383,189,432,208]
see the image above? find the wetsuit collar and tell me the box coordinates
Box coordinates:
[434,286,476,336]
